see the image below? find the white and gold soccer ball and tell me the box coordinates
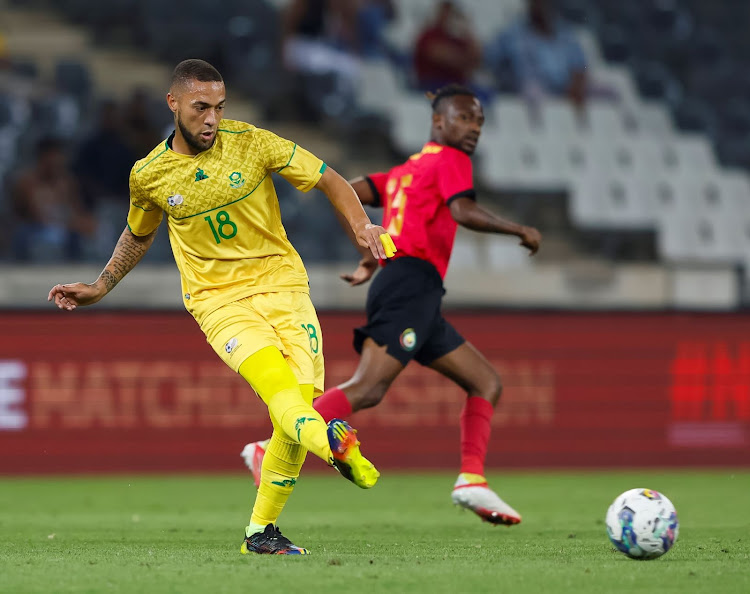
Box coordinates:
[606,488,679,559]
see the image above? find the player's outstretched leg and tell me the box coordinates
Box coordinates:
[240,439,268,488]
[241,523,309,555]
[451,473,522,525]
[427,342,522,525]
[327,419,380,489]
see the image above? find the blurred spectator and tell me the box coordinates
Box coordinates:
[282,0,361,116]
[121,87,163,158]
[12,137,95,261]
[486,0,587,109]
[0,32,9,70]
[357,0,395,58]
[74,99,136,210]
[413,2,482,91]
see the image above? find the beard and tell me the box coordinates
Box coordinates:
[176,113,215,153]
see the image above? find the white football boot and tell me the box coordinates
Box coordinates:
[240,439,269,488]
[451,473,522,525]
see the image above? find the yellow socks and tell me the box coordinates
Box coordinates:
[250,430,307,528]
[239,346,332,463]
[239,346,333,530]
[266,388,331,463]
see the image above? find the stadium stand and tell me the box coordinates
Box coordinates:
[0,0,747,306]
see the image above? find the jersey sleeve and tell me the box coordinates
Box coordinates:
[438,149,476,205]
[256,128,326,192]
[126,165,163,236]
[364,172,388,207]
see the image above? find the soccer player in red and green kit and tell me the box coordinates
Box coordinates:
[244,84,542,525]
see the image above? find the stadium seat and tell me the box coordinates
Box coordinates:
[491,98,535,138]
[654,172,749,263]
[390,94,430,155]
[669,135,718,176]
[449,232,483,271]
[570,172,651,230]
[486,234,533,271]
[591,67,639,110]
[471,0,521,44]
[540,100,580,139]
[356,60,402,116]
[479,131,566,191]
[584,103,627,140]
[636,102,674,136]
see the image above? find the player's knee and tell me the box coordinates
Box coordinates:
[489,371,503,405]
[476,370,502,406]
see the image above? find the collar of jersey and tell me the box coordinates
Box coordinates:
[164,131,218,159]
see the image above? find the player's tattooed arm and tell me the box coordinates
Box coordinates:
[449,197,542,255]
[96,227,157,294]
[48,226,157,311]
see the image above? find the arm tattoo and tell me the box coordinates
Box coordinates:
[100,270,119,292]
[97,228,156,293]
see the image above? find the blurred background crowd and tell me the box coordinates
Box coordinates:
[0,0,748,309]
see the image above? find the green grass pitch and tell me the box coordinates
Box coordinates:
[1,471,748,593]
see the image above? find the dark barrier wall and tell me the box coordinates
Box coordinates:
[1,312,748,473]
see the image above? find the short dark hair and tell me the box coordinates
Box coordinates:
[170,59,223,90]
[428,84,477,112]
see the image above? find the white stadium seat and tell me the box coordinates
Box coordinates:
[391,93,430,155]
[654,172,749,263]
[540,99,580,139]
[357,60,401,115]
[637,102,675,136]
[478,130,566,190]
[486,235,532,271]
[585,103,627,140]
[490,98,535,138]
[450,232,483,271]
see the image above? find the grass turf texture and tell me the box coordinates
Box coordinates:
[1,471,748,594]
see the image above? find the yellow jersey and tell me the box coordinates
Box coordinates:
[127,119,326,323]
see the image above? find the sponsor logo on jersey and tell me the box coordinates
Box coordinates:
[195,168,209,182]
[228,171,245,189]
[399,328,417,351]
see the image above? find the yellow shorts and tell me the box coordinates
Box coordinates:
[201,291,325,393]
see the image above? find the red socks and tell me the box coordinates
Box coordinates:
[460,396,494,476]
[313,387,353,423]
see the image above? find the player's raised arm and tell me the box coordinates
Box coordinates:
[315,166,394,261]
[47,226,158,310]
[449,197,542,255]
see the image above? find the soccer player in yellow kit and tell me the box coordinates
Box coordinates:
[47,59,397,555]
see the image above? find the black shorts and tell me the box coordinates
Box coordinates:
[353,256,465,367]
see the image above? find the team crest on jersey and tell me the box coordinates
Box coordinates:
[228,171,245,189]
[399,328,417,351]
[167,194,184,207]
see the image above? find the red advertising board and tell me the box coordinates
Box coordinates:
[0,311,748,474]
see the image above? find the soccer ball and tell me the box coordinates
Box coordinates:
[605,488,679,559]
